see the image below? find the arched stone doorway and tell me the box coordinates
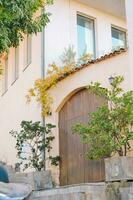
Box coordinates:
[59,88,106,186]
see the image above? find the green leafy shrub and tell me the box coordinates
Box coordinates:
[10,121,60,171]
[0,0,53,54]
[72,76,133,159]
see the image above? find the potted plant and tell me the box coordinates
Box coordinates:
[10,121,60,190]
[72,76,133,182]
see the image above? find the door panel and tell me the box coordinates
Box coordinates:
[59,89,106,186]
[67,117,84,184]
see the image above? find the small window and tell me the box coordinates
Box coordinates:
[111,27,127,50]
[2,57,8,95]
[12,47,19,83]
[24,35,32,69]
[77,15,95,58]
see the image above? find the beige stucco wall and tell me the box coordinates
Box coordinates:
[125,0,133,89]
[0,33,42,166]
[0,0,129,178]
[45,51,130,184]
[45,0,127,66]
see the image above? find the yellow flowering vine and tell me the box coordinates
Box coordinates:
[27,63,75,116]
[27,46,92,116]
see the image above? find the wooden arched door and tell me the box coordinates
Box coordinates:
[59,89,106,186]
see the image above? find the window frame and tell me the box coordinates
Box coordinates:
[2,56,8,96]
[12,47,19,85]
[111,25,127,50]
[23,35,32,71]
[77,12,96,59]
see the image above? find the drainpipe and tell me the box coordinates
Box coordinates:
[41,7,46,170]
[41,8,45,79]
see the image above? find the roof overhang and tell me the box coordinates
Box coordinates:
[57,48,127,83]
[76,0,126,20]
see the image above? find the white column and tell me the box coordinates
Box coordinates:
[125,0,133,89]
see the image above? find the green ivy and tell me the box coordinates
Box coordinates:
[0,0,53,54]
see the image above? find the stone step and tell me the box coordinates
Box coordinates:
[31,183,106,200]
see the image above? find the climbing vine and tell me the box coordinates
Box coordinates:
[27,46,92,116]
[27,63,75,116]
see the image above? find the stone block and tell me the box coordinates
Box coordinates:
[35,193,85,200]
[32,183,106,200]
[92,193,106,200]
[129,194,133,200]
[9,170,53,191]
[105,157,133,182]
[120,187,130,200]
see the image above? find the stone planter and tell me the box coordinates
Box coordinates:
[105,156,133,182]
[9,170,53,191]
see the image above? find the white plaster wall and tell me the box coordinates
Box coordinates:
[45,0,127,67]
[125,0,133,89]
[45,52,130,184]
[0,33,42,166]
[0,0,128,170]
